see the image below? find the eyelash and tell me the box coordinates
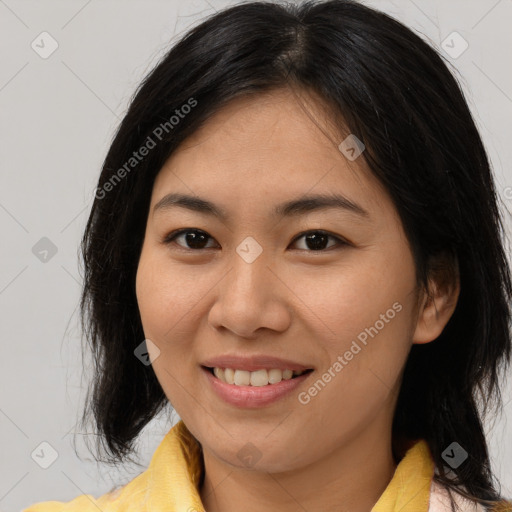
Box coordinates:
[162,228,348,253]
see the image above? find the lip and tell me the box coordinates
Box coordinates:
[200,354,313,372]
[201,366,313,408]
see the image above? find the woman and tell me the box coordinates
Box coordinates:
[23,0,512,511]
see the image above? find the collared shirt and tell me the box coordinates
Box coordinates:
[22,420,511,512]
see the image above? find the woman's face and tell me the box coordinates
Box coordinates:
[135,88,428,472]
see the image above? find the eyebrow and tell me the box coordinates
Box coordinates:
[153,192,370,220]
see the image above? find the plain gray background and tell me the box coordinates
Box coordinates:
[1,0,511,510]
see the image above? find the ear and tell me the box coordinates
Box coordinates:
[412,253,460,345]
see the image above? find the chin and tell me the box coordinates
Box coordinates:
[207,436,308,474]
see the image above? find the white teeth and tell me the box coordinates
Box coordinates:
[211,367,308,386]
[224,368,235,384]
[250,369,268,387]
[268,368,283,384]
[234,369,250,386]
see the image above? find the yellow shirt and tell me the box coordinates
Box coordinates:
[22,420,511,512]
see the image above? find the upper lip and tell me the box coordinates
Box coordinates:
[201,354,314,372]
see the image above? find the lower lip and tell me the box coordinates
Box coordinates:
[201,366,313,408]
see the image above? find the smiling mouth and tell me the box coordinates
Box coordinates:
[203,366,314,386]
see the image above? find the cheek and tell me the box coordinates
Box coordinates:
[295,257,414,351]
[294,249,416,407]
[136,248,207,341]
[135,247,223,404]
[294,281,413,446]
[135,250,204,409]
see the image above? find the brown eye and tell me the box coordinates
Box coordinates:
[290,230,346,252]
[163,228,347,252]
[164,229,218,250]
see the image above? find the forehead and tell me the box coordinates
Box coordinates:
[151,88,394,222]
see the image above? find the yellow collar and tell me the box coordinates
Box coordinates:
[96,420,434,512]
[372,436,433,511]
[24,419,512,512]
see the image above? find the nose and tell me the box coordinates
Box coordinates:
[207,244,291,339]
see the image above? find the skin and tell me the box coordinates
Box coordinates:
[135,87,459,512]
